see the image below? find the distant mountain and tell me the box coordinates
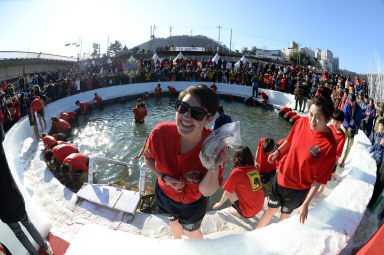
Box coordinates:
[135,35,229,52]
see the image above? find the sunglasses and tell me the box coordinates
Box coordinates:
[175,100,211,121]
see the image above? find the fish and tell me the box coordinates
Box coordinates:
[199,121,241,171]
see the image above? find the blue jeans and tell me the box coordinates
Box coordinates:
[6,214,47,255]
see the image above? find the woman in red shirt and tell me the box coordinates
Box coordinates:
[144,84,228,239]
[256,86,337,229]
[213,146,264,218]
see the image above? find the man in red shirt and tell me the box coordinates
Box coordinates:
[51,116,71,134]
[31,96,47,131]
[75,100,91,114]
[91,93,103,108]
[60,111,77,125]
[155,84,162,98]
[167,86,177,97]
[44,142,78,163]
[132,98,147,124]
[61,153,89,181]
[213,146,264,218]
[210,82,218,93]
[258,91,270,103]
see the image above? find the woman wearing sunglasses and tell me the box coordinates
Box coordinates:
[144,84,228,239]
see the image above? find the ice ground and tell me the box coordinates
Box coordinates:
[0,82,379,254]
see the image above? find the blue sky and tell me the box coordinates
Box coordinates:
[0,0,383,73]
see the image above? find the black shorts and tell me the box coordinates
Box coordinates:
[232,200,252,218]
[268,175,309,214]
[28,112,37,126]
[37,109,44,117]
[155,182,207,232]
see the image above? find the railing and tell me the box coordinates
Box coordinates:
[0,51,77,62]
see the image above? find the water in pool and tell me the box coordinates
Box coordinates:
[68,96,292,208]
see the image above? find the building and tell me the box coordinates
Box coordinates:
[281,41,339,73]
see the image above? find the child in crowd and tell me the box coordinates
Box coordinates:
[213,146,264,218]
[254,138,276,197]
[316,110,346,198]
[367,118,384,211]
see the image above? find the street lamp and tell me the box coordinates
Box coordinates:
[65,42,81,61]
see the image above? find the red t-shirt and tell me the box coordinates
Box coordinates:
[256,138,275,174]
[155,87,162,95]
[144,122,224,204]
[60,112,70,121]
[53,133,65,140]
[63,153,89,173]
[132,105,147,122]
[79,102,91,113]
[210,84,218,92]
[43,135,57,147]
[67,111,77,118]
[277,117,337,189]
[260,92,269,100]
[54,119,71,132]
[168,87,177,93]
[329,125,346,163]
[53,143,78,163]
[94,95,103,103]
[223,166,265,217]
[31,97,43,113]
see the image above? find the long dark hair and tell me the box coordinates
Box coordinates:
[233,146,254,167]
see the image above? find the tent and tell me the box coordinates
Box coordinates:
[128,55,136,62]
[173,52,184,62]
[152,53,161,63]
[240,56,248,63]
[234,61,241,70]
[107,58,112,64]
[212,53,220,64]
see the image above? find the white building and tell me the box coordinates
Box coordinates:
[281,41,339,73]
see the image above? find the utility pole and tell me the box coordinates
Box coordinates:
[107,35,109,56]
[217,25,222,52]
[170,26,173,47]
[190,30,193,38]
[152,23,157,52]
[230,28,232,53]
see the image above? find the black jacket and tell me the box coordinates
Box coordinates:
[0,123,26,223]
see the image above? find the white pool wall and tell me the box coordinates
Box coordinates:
[1,82,376,254]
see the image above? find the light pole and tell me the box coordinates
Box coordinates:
[65,42,81,61]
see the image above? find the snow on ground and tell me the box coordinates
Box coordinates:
[0,82,379,254]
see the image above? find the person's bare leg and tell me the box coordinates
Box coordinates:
[279,213,291,221]
[256,206,279,229]
[169,220,183,239]
[184,229,203,239]
[38,116,43,131]
[33,124,41,141]
[316,185,325,199]
[228,207,242,218]
[42,117,47,129]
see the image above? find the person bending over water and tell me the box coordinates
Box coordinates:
[256,86,337,228]
[213,146,264,218]
[144,84,228,239]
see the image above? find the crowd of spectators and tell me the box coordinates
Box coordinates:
[0,55,377,140]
